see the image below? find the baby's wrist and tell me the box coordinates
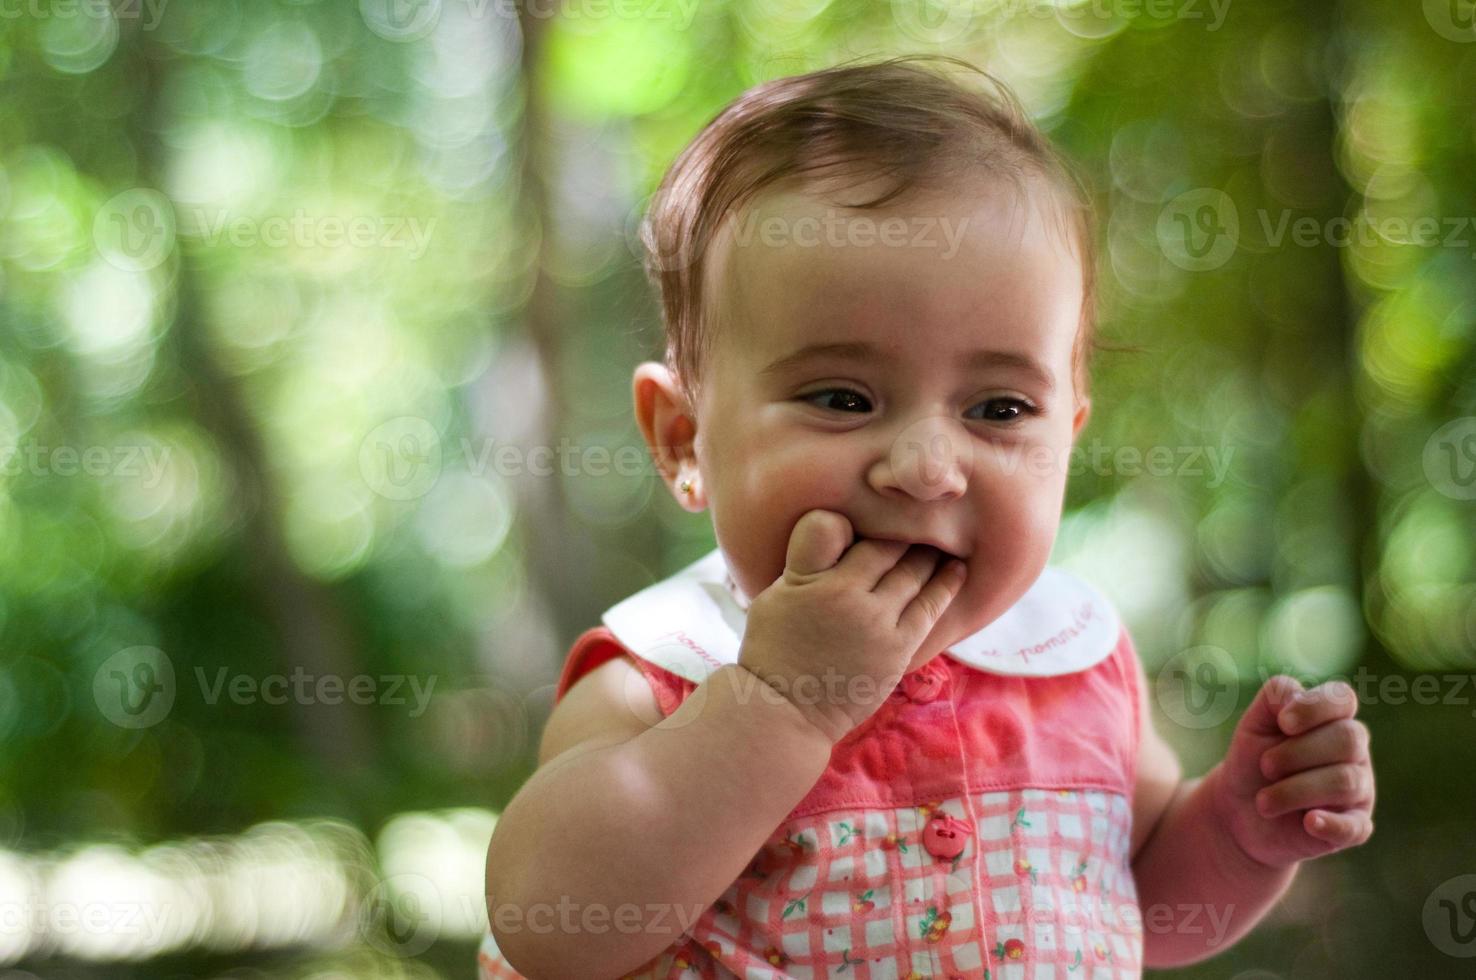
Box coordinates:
[1204,764,1300,878]
[724,661,852,748]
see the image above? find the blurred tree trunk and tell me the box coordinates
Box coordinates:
[482,1,603,676]
[1318,4,1395,675]
[131,42,375,777]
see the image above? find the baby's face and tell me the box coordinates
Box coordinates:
[691,176,1091,662]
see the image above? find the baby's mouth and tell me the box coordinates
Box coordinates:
[931,548,967,569]
[860,535,967,565]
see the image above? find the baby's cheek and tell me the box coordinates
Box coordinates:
[1019,499,1064,570]
[739,451,823,502]
[970,494,1056,588]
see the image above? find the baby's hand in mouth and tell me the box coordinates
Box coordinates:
[736,510,967,744]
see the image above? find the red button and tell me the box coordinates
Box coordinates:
[922,814,970,860]
[899,662,947,703]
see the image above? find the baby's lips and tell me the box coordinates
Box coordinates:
[857,534,965,563]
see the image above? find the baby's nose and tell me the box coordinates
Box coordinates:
[875,416,972,501]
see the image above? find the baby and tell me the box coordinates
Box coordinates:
[480,56,1375,979]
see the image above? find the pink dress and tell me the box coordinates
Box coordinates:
[480,550,1145,979]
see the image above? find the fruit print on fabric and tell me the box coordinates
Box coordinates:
[478,787,1142,978]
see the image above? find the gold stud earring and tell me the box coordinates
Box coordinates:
[679,478,693,495]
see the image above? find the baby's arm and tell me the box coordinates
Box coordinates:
[1130,666,1374,966]
[484,654,834,979]
[1128,664,1296,966]
[486,510,965,978]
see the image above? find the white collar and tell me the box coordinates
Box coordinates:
[602,548,1120,686]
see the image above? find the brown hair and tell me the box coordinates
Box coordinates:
[639,54,1109,408]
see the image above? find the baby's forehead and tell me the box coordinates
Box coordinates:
[704,178,1081,349]
[731,175,1033,239]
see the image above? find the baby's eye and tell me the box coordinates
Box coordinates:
[801,388,872,413]
[966,397,1039,424]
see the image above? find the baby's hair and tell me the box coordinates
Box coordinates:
[639,54,1110,408]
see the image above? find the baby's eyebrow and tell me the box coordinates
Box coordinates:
[759,341,1055,393]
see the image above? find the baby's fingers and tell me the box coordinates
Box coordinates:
[1278,680,1359,736]
[837,536,911,587]
[1304,808,1374,848]
[1256,762,1373,819]
[896,557,966,633]
[874,545,946,604]
[1259,718,1370,782]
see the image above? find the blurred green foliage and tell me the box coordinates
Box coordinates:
[0,0,1473,976]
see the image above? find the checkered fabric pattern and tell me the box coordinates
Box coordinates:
[478,786,1142,979]
[477,938,524,979]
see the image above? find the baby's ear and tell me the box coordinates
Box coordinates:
[632,362,703,509]
[1071,395,1091,441]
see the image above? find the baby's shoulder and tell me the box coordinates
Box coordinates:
[537,654,660,767]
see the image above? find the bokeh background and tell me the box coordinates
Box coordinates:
[1,0,1474,977]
